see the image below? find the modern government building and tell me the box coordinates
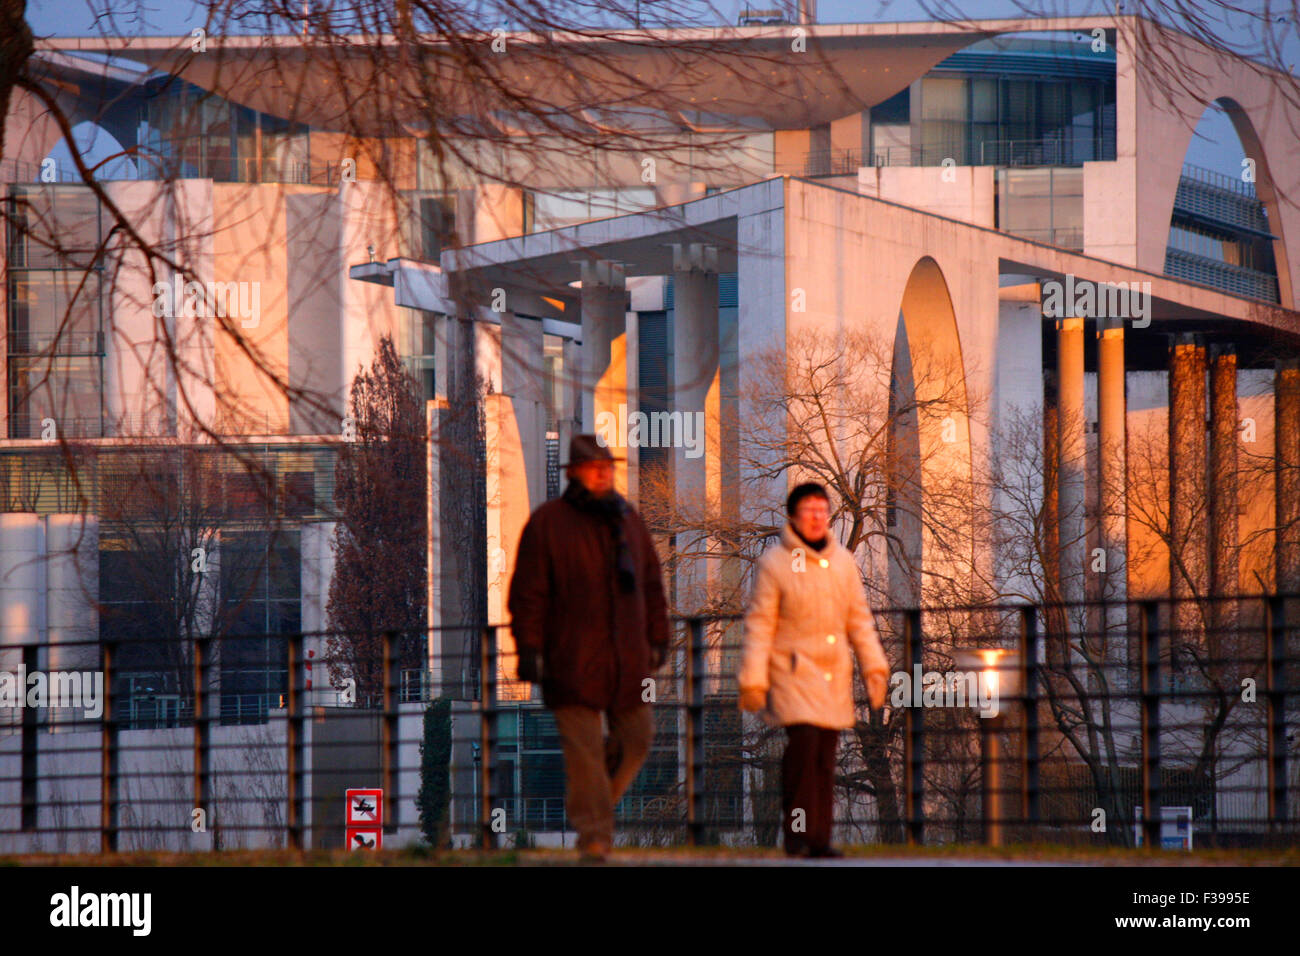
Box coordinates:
[1,11,1297,850]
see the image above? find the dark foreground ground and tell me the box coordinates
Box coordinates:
[5,844,1297,866]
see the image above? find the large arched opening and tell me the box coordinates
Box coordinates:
[1166,98,1289,306]
[886,257,973,611]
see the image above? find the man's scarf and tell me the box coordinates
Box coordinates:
[563,480,638,593]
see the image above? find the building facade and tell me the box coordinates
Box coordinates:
[1,13,1297,850]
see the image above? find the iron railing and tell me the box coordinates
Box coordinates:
[1,594,1296,854]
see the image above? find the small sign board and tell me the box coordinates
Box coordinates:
[346,788,383,850]
[348,828,381,851]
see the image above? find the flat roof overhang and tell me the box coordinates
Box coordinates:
[437,176,1300,349]
[37,16,1128,134]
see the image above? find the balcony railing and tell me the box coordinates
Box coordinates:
[1173,164,1270,237]
[861,135,1115,171]
[0,156,377,187]
[1165,248,1280,303]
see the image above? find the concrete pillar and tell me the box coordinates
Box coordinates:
[427,313,476,700]
[580,259,633,496]
[500,311,547,507]
[484,389,533,703]
[1276,356,1300,595]
[1169,333,1208,644]
[473,307,547,701]
[1055,315,1087,626]
[426,399,447,695]
[1096,314,1128,652]
[301,520,336,707]
[1209,345,1239,645]
[42,514,97,727]
[672,243,719,615]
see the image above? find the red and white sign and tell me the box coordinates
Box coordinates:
[346,788,383,850]
[348,828,381,851]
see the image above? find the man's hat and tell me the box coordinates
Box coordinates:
[562,433,624,467]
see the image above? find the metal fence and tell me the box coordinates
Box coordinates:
[1,593,1296,854]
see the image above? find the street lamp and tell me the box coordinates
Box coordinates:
[953,648,1021,847]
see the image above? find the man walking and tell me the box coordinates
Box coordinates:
[738,482,890,858]
[508,434,669,861]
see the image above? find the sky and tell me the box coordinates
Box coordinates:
[28,0,1297,179]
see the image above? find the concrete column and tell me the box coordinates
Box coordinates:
[426,398,448,695]
[484,389,533,703]
[427,313,476,700]
[301,520,336,707]
[580,260,633,496]
[1209,344,1239,645]
[1096,314,1128,651]
[500,311,547,507]
[1276,356,1300,595]
[672,244,719,615]
[1169,333,1208,644]
[1055,315,1087,627]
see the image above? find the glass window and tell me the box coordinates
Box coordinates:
[219,529,299,725]
[416,195,456,260]
[921,77,968,165]
[6,187,104,269]
[614,187,657,213]
[997,167,1083,248]
[543,333,564,429]
[532,190,590,230]
[532,187,660,231]
[970,79,998,123]
[8,355,103,438]
[8,270,102,354]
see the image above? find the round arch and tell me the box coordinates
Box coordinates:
[1171,97,1292,307]
[886,256,974,609]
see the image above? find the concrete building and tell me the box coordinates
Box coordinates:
[1,14,1297,850]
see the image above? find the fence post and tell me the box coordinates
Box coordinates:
[479,625,497,849]
[100,637,118,853]
[684,618,707,846]
[20,645,37,831]
[980,715,1003,846]
[193,635,215,848]
[903,608,924,845]
[382,629,400,834]
[286,632,306,850]
[1265,596,1289,831]
[1140,601,1161,849]
[1019,605,1040,831]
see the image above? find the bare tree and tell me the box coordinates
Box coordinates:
[325,334,426,703]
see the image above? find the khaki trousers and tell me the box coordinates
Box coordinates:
[552,704,654,851]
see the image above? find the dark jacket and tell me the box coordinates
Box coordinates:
[508,485,669,711]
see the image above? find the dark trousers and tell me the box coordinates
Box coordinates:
[782,723,840,853]
[552,704,654,851]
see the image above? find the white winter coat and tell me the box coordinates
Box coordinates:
[738,524,889,729]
